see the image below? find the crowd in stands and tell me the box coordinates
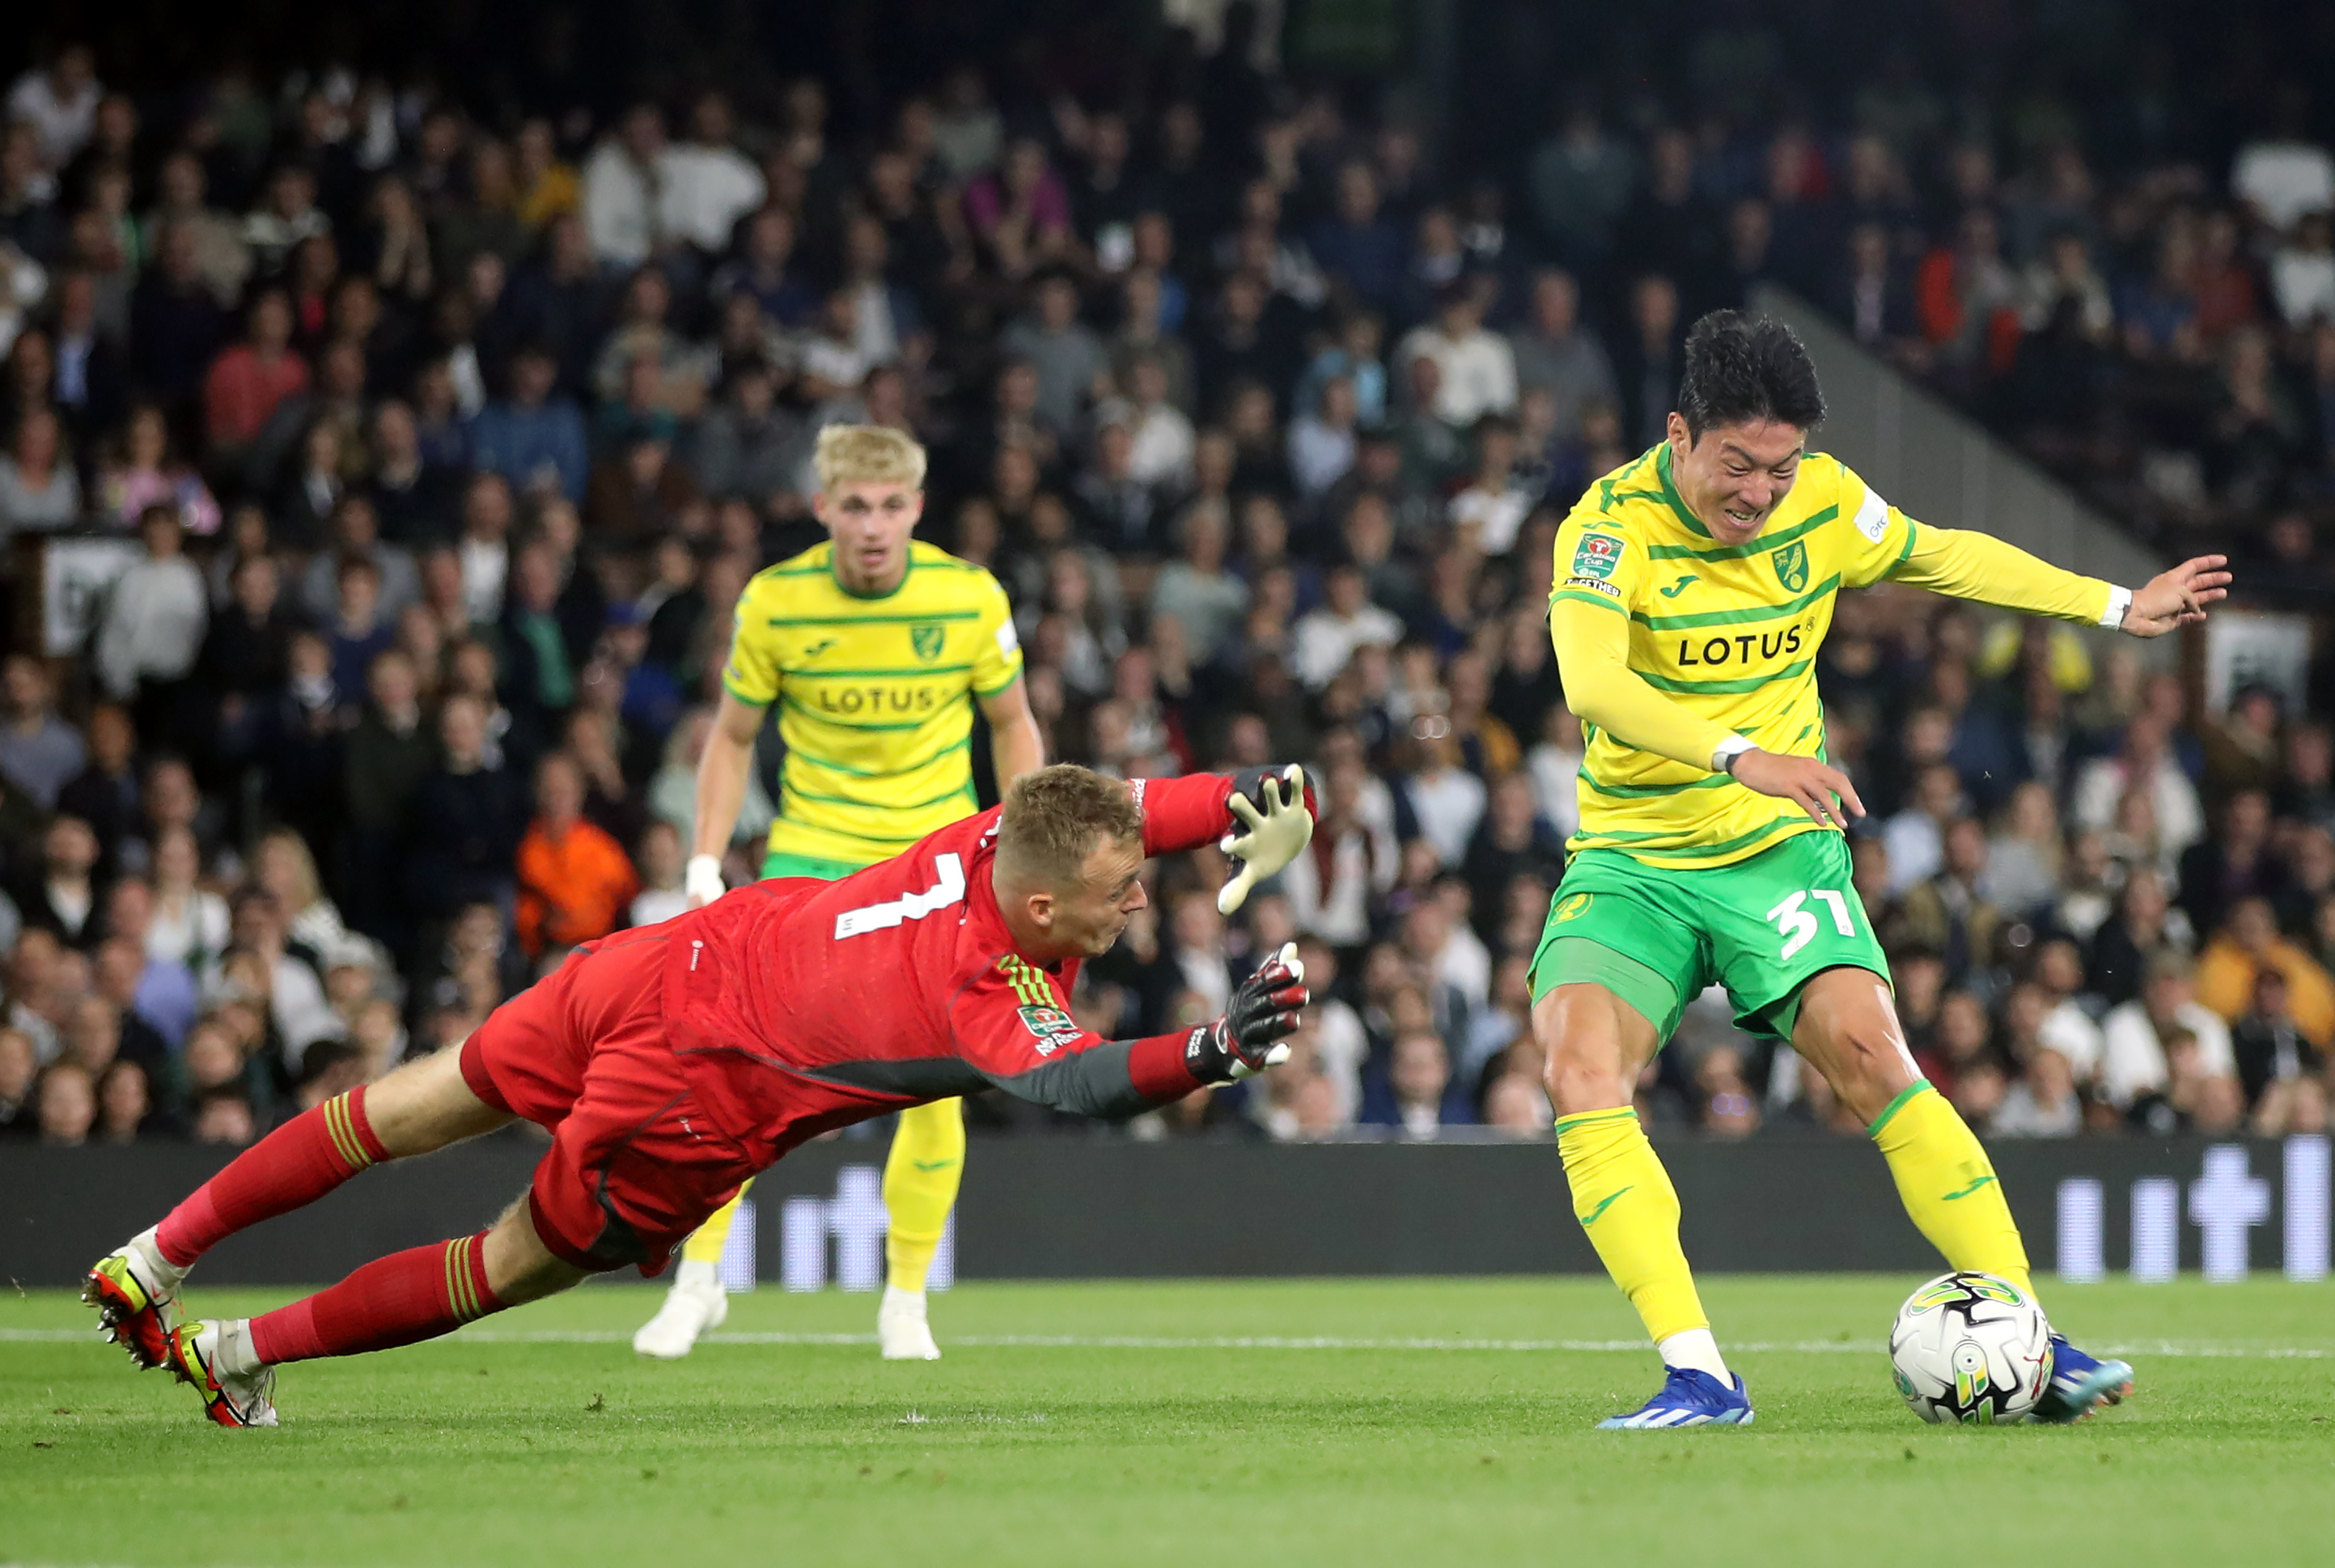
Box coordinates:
[1,2,2332,1150]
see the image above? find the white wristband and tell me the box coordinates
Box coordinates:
[1712,735,1756,774]
[2098,586,2132,629]
[684,854,729,909]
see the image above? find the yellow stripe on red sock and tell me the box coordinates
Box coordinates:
[442,1238,465,1320]
[320,1097,364,1172]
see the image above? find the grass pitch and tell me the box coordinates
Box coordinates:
[4,1274,2331,1566]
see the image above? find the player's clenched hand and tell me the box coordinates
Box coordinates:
[2121,555,2231,638]
[1186,943,1309,1083]
[684,854,728,909]
[1218,764,1314,915]
[1727,750,1865,830]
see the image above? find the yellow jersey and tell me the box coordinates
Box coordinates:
[1548,443,2115,870]
[723,540,1023,863]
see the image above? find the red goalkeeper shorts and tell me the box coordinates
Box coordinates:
[458,929,759,1277]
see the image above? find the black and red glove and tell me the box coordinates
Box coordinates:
[1184,943,1310,1083]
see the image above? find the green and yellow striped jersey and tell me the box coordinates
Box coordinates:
[723,540,1023,864]
[1547,443,2108,870]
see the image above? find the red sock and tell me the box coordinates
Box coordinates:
[155,1088,390,1268]
[248,1231,504,1365]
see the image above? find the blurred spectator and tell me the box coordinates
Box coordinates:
[2230,967,2324,1112]
[690,360,798,506]
[146,826,226,972]
[1526,104,1635,269]
[1461,773,1565,926]
[1896,817,2002,984]
[1310,162,1405,312]
[2233,100,2335,232]
[0,1026,35,1136]
[2193,896,2335,1045]
[0,405,80,534]
[2100,952,2238,1108]
[7,45,100,172]
[1612,274,1685,448]
[1993,1047,2083,1138]
[0,656,84,808]
[57,705,138,870]
[1509,268,1617,443]
[514,752,638,960]
[193,1089,255,1146]
[15,815,104,948]
[201,289,307,465]
[471,342,588,503]
[1397,281,1516,429]
[2086,866,2193,1009]
[95,506,208,716]
[37,1060,95,1144]
[1982,781,2064,918]
[629,820,690,929]
[1403,738,1488,870]
[663,91,765,256]
[2072,715,2205,856]
[404,692,524,923]
[581,105,673,269]
[1286,374,1359,500]
[1361,1028,1464,1136]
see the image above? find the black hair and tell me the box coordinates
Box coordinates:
[1676,311,1825,441]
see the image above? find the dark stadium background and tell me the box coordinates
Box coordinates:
[0,1,2329,1285]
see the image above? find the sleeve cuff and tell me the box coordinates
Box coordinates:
[721,674,773,707]
[1127,1032,1204,1103]
[2097,586,2132,629]
[1711,735,1757,773]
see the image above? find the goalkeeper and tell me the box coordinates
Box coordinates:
[1535,311,2228,1429]
[84,764,1316,1427]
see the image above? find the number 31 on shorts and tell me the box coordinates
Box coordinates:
[1765,887,1857,960]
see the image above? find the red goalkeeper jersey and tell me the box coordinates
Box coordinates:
[652,770,1259,1162]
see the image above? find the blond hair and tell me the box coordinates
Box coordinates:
[813,424,927,492]
[997,765,1145,887]
[255,828,323,913]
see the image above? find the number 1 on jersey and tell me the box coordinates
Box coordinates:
[835,854,966,939]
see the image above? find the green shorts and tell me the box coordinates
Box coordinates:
[761,850,876,882]
[1528,831,1889,1042]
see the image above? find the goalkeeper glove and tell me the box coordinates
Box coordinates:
[1185,943,1309,1083]
[1217,764,1314,915]
[684,854,728,909]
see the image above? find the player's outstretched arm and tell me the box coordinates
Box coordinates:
[954,947,1309,1119]
[1887,527,2231,636]
[2117,555,2232,638]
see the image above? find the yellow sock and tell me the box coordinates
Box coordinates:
[1870,1082,2033,1297]
[1556,1108,1709,1344]
[884,1098,965,1293]
[680,1179,754,1267]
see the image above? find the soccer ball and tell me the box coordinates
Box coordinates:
[1888,1271,2054,1425]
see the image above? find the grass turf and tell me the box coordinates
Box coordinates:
[3,1275,2331,1566]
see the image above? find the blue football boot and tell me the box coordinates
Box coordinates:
[1597,1367,1755,1429]
[2031,1334,2134,1423]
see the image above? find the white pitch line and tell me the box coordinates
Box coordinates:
[2,1327,2329,1358]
